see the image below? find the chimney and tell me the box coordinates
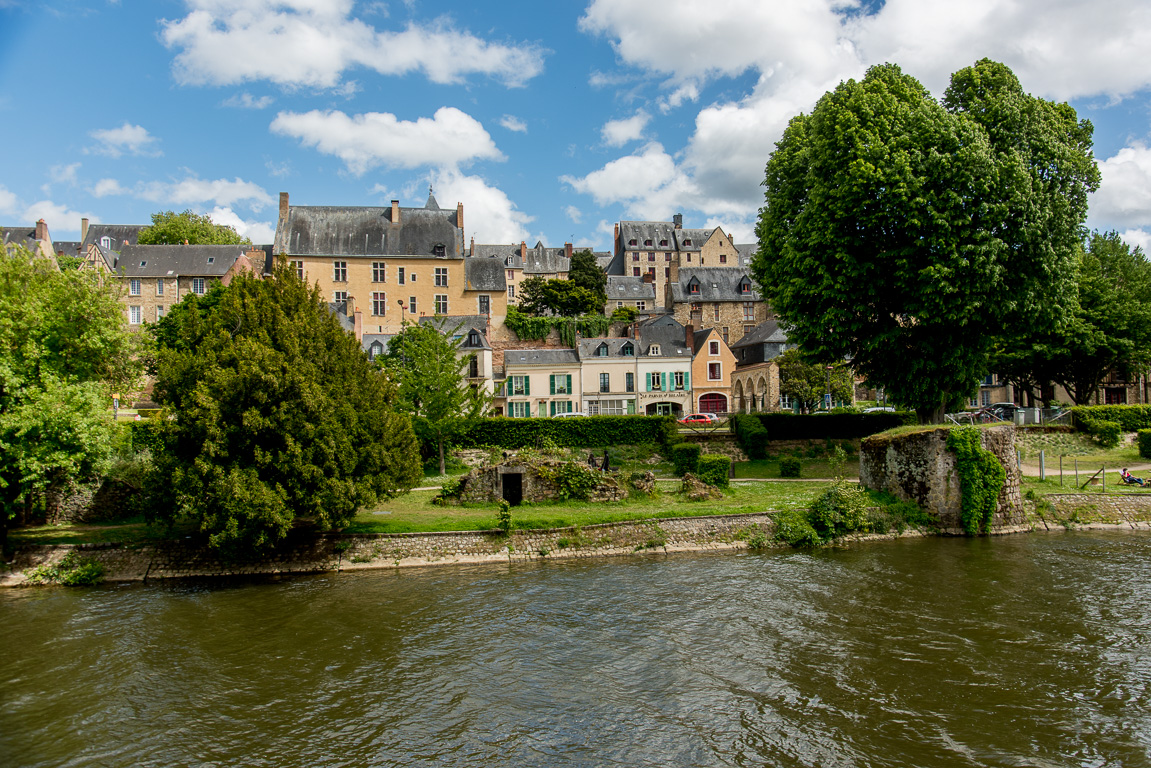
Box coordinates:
[457,202,464,236]
[353,308,363,342]
[469,236,474,257]
[81,217,89,243]
[642,271,654,284]
[685,324,695,354]
[520,241,526,260]
[391,200,400,225]
[279,192,289,223]
[673,213,683,229]
[35,219,48,242]
[614,223,620,251]
[565,242,573,260]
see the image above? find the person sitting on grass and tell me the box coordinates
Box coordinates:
[1120,468,1147,487]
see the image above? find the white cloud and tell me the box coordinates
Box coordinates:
[0,185,18,215]
[1121,229,1151,254]
[499,115,527,133]
[49,163,81,185]
[88,122,161,157]
[425,168,534,243]
[137,175,274,210]
[564,205,582,224]
[1089,144,1151,231]
[93,178,128,197]
[222,92,274,109]
[576,0,1151,230]
[270,106,502,174]
[206,206,276,243]
[266,159,292,178]
[23,200,99,234]
[600,110,650,147]
[562,142,699,221]
[162,0,545,89]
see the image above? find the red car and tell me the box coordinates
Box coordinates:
[679,414,712,424]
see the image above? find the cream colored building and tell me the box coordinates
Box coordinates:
[578,338,640,415]
[500,348,583,417]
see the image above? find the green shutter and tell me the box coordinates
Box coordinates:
[684,371,690,390]
[540,401,547,418]
[550,374,556,395]
[566,374,572,394]
[524,376,530,396]
[627,399,635,415]
[661,372,667,391]
[550,401,556,416]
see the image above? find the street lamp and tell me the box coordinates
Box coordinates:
[397,299,406,325]
[825,365,833,411]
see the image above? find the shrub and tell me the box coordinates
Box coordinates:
[771,508,821,547]
[696,454,731,487]
[671,443,701,476]
[496,499,512,534]
[946,427,1006,535]
[1139,429,1151,459]
[780,456,802,478]
[454,415,675,452]
[731,414,769,459]
[1091,420,1122,448]
[1070,405,1151,432]
[24,552,104,586]
[808,481,871,539]
[753,411,916,440]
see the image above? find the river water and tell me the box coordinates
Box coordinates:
[4,532,1151,767]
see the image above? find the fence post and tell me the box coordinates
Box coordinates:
[1059,454,1063,487]
[1039,450,1045,481]
[1102,465,1106,494]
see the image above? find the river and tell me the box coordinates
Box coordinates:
[3,532,1151,767]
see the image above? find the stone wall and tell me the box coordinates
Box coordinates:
[454,459,628,505]
[2,513,778,586]
[860,425,1023,533]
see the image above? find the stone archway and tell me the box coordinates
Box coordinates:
[755,377,768,412]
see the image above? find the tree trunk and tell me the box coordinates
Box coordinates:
[916,394,947,425]
[438,440,446,476]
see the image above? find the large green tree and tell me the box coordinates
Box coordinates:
[0,246,139,545]
[147,261,421,554]
[382,322,490,475]
[994,231,1151,405]
[776,349,854,413]
[138,210,251,246]
[517,276,601,317]
[753,60,1099,422]
[568,249,607,307]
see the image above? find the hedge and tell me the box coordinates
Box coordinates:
[451,415,679,452]
[780,456,802,477]
[750,412,916,440]
[731,414,769,459]
[1070,406,1151,433]
[671,443,701,476]
[696,454,731,487]
[1139,429,1151,459]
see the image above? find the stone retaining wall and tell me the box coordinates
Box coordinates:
[1,513,776,586]
[1043,493,1151,526]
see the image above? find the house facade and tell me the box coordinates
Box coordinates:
[501,348,583,417]
[578,337,640,415]
[690,327,736,414]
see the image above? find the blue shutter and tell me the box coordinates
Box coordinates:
[684,371,690,390]
[550,374,556,395]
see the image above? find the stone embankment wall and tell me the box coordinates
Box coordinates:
[2,513,776,586]
[860,425,1024,532]
[1040,493,1151,528]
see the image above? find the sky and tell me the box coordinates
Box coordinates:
[1,0,1150,254]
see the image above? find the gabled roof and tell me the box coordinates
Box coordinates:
[577,337,638,359]
[471,243,520,261]
[503,348,581,367]
[419,315,492,349]
[636,317,692,359]
[618,221,678,253]
[1,227,43,251]
[732,318,788,349]
[53,240,82,257]
[671,268,761,303]
[464,258,506,291]
[274,199,463,258]
[522,242,570,274]
[674,228,713,251]
[81,224,145,252]
[605,275,656,300]
[734,243,757,268]
[115,244,250,277]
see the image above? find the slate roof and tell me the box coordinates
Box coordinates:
[636,317,692,358]
[328,301,356,333]
[674,228,713,252]
[464,258,507,291]
[470,243,520,262]
[503,348,581,367]
[735,243,757,268]
[53,240,82,257]
[115,244,250,277]
[419,315,492,348]
[618,221,679,254]
[578,337,639,359]
[1,227,43,250]
[670,268,760,303]
[81,224,145,252]
[732,318,788,349]
[522,242,570,274]
[605,275,656,301]
[594,251,614,272]
[692,328,715,357]
[362,334,395,359]
[274,198,463,258]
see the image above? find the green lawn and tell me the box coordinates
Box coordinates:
[733,458,860,479]
[7,516,193,547]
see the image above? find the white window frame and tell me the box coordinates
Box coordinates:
[192,277,206,295]
[129,278,141,296]
[129,305,141,325]
[333,261,347,282]
[434,267,448,287]
[434,294,449,314]
[708,362,722,381]
[372,262,386,283]
[156,278,164,296]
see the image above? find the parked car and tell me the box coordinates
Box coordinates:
[863,406,896,413]
[553,412,587,418]
[679,413,713,424]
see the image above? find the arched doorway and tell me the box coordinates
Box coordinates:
[698,393,727,414]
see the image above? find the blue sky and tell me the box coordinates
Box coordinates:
[2,0,1150,253]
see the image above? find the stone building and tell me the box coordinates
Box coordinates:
[78,220,146,274]
[2,220,57,262]
[730,319,792,412]
[669,268,767,346]
[605,274,656,314]
[453,456,626,506]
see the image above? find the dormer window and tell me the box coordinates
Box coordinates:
[622,343,634,356]
[659,239,668,247]
[739,277,752,294]
[369,341,384,360]
[628,239,637,246]
[688,278,700,295]
[468,331,480,347]
[433,244,446,257]
[644,239,653,246]
[99,236,112,249]
[596,343,609,357]
[683,239,692,246]
[649,345,660,356]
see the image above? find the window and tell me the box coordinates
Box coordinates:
[398,267,405,285]
[743,301,755,321]
[129,305,141,325]
[129,278,141,296]
[708,362,721,380]
[596,344,608,357]
[600,373,610,393]
[626,372,635,392]
[478,295,490,315]
[744,324,754,336]
[781,393,793,410]
[665,252,672,260]
[739,279,752,294]
[550,400,573,416]
[691,302,702,316]
[981,390,991,406]
[435,295,448,314]
[372,292,386,316]
[709,341,719,355]
[633,267,641,276]
[628,239,637,246]
[637,302,646,311]
[551,374,572,395]
[469,356,479,378]
[433,244,446,257]
[468,331,481,347]
[633,253,639,261]
[291,260,304,280]
[156,305,165,320]
[722,327,729,343]
[617,301,624,309]
[435,267,448,287]
[372,262,386,282]
[192,277,206,295]
[408,296,417,314]
[714,303,720,321]
[508,376,529,396]
[674,371,685,390]
[650,373,663,391]
[156,278,164,296]
[507,269,515,279]
[689,281,700,295]
[660,239,668,247]
[333,261,347,282]
[99,236,112,249]
[719,254,727,264]
[509,401,531,418]
[684,239,692,246]
[334,291,348,302]
[508,285,515,299]
[649,345,661,356]
[644,239,653,246]
[410,272,416,282]
[622,343,634,356]
[648,253,655,262]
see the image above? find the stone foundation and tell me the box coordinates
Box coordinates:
[860,425,1023,533]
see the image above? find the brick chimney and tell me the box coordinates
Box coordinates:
[457,202,464,235]
[614,223,620,251]
[353,308,363,342]
[469,236,475,256]
[520,241,526,260]
[685,324,695,353]
[81,217,89,243]
[391,200,400,224]
[279,192,289,223]
[673,213,683,229]
[642,271,654,284]
[565,242,573,260]
[35,219,48,242]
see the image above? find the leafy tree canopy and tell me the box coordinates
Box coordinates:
[147,261,421,554]
[568,249,607,303]
[776,349,854,413]
[0,246,140,543]
[517,276,602,317]
[381,321,490,474]
[753,60,1099,422]
[138,210,251,246]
